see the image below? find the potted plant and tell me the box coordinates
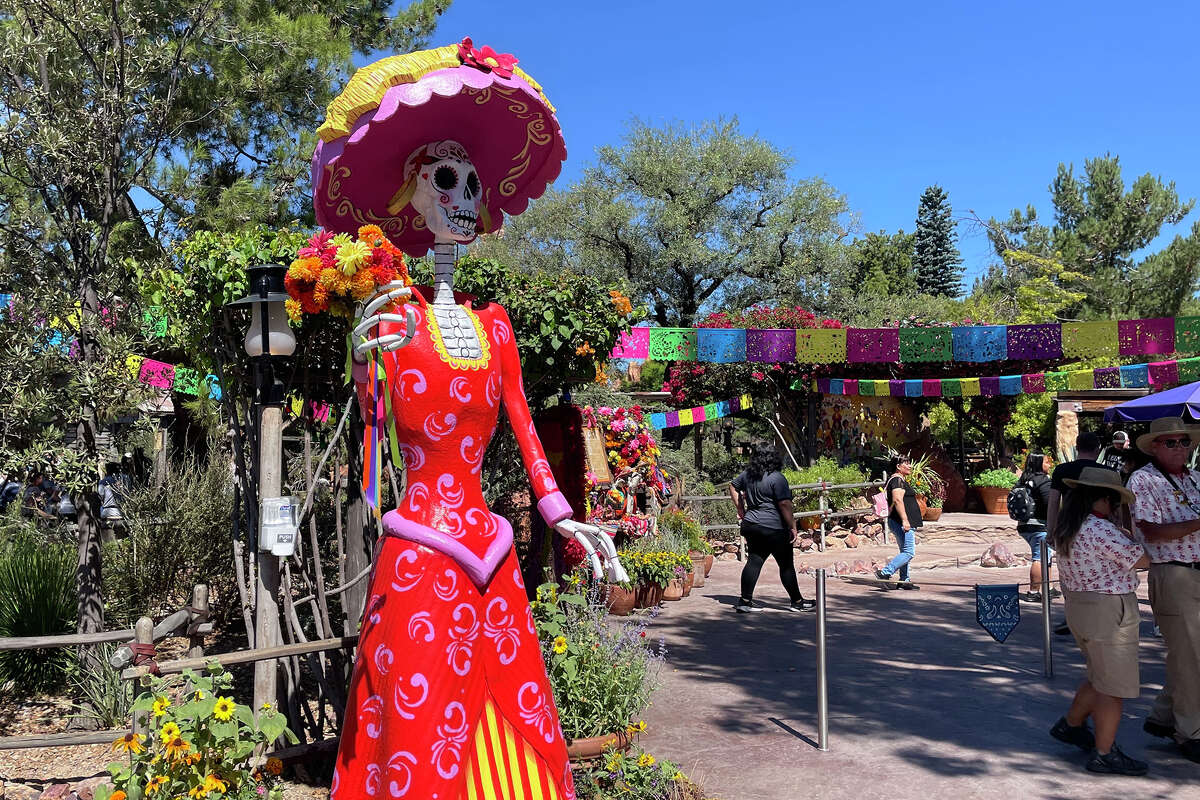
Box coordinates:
[971,468,1018,514]
[658,508,712,587]
[531,582,663,761]
[923,493,944,522]
[618,551,674,608]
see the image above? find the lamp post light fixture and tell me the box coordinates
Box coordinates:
[227,263,298,718]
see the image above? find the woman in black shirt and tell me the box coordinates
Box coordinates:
[728,446,815,613]
[875,455,922,586]
[1017,452,1057,602]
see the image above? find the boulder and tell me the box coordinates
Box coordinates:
[796,535,815,552]
[38,786,70,800]
[851,559,872,574]
[823,536,845,551]
[73,779,106,800]
[981,542,1018,568]
[723,543,739,554]
[7,786,39,800]
[845,533,861,549]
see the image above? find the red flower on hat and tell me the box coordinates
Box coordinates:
[456,36,518,79]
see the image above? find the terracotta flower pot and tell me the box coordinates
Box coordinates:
[977,486,1011,515]
[682,571,694,597]
[798,515,820,531]
[704,553,714,577]
[922,506,943,522]
[689,555,707,587]
[566,730,633,762]
[602,584,636,616]
[663,578,684,601]
[916,494,928,517]
[634,583,665,608]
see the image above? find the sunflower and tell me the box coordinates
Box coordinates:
[264,756,283,776]
[159,721,181,744]
[552,636,567,654]
[151,696,171,718]
[164,736,191,761]
[187,785,208,799]
[212,696,236,722]
[146,776,169,795]
[111,732,146,755]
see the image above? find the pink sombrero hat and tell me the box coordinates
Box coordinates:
[311,38,566,257]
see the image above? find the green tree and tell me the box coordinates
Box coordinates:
[913,185,963,297]
[980,154,1199,318]
[0,0,448,635]
[475,118,853,326]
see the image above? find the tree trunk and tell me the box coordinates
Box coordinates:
[342,404,372,636]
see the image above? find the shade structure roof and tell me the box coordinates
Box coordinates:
[1104,380,1200,422]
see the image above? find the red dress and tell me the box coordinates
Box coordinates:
[333,287,575,799]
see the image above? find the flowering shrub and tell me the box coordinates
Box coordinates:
[582,405,662,478]
[617,551,691,588]
[531,582,662,739]
[99,664,296,799]
[655,509,707,553]
[572,746,691,800]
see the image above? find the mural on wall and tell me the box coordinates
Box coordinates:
[817,395,918,463]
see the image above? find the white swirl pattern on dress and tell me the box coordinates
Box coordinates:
[365,763,381,796]
[465,507,497,538]
[360,694,384,739]
[484,596,520,665]
[391,550,422,593]
[492,318,511,344]
[439,509,465,539]
[485,372,501,407]
[432,701,469,779]
[406,610,435,643]
[447,603,479,677]
[531,458,557,494]
[423,411,457,441]
[386,750,417,797]
[437,473,464,507]
[392,673,429,721]
[517,681,558,744]
[433,568,459,602]
[406,482,428,515]
[398,442,425,471]
[396,369,427,402]
[459,435,484,474]
[449,376,472,403]
[373,643,394,676]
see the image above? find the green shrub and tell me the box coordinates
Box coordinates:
[656,509,710,553]
[572,746,690,799]
[0,535,75,693]
[783,457,871,512]
[102,446,235,626]
[971,469,1019,489]
[70,643,134,729]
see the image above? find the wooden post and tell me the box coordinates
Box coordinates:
[254,404,283,715]
[131,616,153,737]
[188,584,209,659]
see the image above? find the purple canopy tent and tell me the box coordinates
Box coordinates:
[1103,380,1200,422]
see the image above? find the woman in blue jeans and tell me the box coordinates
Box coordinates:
[876,455,920,587]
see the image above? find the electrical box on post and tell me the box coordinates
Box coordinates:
[259,496,299,557]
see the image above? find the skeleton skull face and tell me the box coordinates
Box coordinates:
[405,140,482,243]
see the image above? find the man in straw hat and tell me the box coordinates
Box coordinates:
[1126,416,1200,763]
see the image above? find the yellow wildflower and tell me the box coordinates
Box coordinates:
[159,721,181,743]
[318,267,351,294]
[673,771,685,781]
[285,298,302,323]
[212,696,236,722]
[111,732,146,755]
[265,756,284,776]
[350,266,376,301]
[202,774,228,794]
[637,753,655,767]
[187,784,208,799]
[146,776,169,795]
[552,636,567,655]
[164,736,191,761]
[336,239,372,276]
[151,696,171,718]
[605,756,621,772]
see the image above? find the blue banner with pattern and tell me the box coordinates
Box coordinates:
[976,584,1020,643]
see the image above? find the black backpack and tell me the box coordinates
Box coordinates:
[1007,482,1035,523]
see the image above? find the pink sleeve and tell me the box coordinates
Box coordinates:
[494,306,571,525]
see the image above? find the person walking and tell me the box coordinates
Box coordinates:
[1049,467,1149,776]
[1126,416,1200,764]
[875,455,920,588]
[1016,453,1057,603]
[728,445,815,612]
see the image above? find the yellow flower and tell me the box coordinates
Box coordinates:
[202,774,228,794]
[637,753,655,767]
[330,232,352,248]
[336,239,372,276]
[626,720,647,733]
[285,298,302,323]
[187,785,208,799]
[111,732,146,755]
[212,696,236,722]
[159,721,181,743]
[350,266,376,301]
[195,690,205,700]
[605,756,621,772]
[151,696,171,718]
[552,636,567,654]
[265,756,284,776]
[318,267,350,294]
[287,256,322,283]
[164,736,191,761]
[673,771,685,781]
[146,776,169,795]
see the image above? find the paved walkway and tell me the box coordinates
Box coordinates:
[638,545,1195,799]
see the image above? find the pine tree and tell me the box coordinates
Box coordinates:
[913,185,964,297]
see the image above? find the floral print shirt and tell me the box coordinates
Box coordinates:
[1128,463,1200,564]
[1058,514,1145,594]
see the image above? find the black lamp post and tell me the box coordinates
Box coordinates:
[227,263,294,714]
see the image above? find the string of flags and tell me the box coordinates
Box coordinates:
[803,356,1200,397]
[647,394,752,430]
[610,317,1200,364]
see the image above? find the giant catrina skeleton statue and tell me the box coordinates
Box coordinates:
[311,39,627,799]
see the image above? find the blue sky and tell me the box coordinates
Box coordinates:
[426,0,1200,284]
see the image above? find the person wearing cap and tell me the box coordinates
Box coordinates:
[1126,416,1200,764]
[1049,467,1149,775]
[1101,431,1132,472]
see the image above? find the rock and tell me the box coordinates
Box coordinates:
[73,779,106,800]
[823,536,845,550]
[38,787,70,800]
[797,535,814,552]
[7,785,40,800]
[833,560,851,576]
[718,552,739,561]
[723,543,739,554]
[981,542,1018,568]
[829,525,850,538]
[795,561,812,575]
[851,559,872,574]
[845,533,860,548]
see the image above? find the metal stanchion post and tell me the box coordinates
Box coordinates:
[818,483,828,553]
[1041,538,1053,678]
[816,568,829,751]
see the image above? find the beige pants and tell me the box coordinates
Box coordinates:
[1147,563,1200,740]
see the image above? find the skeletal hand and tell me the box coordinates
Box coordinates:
[555,519,630,584]
[351,281,418,362]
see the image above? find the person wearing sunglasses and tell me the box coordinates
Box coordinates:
[1127,416,1200,764]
